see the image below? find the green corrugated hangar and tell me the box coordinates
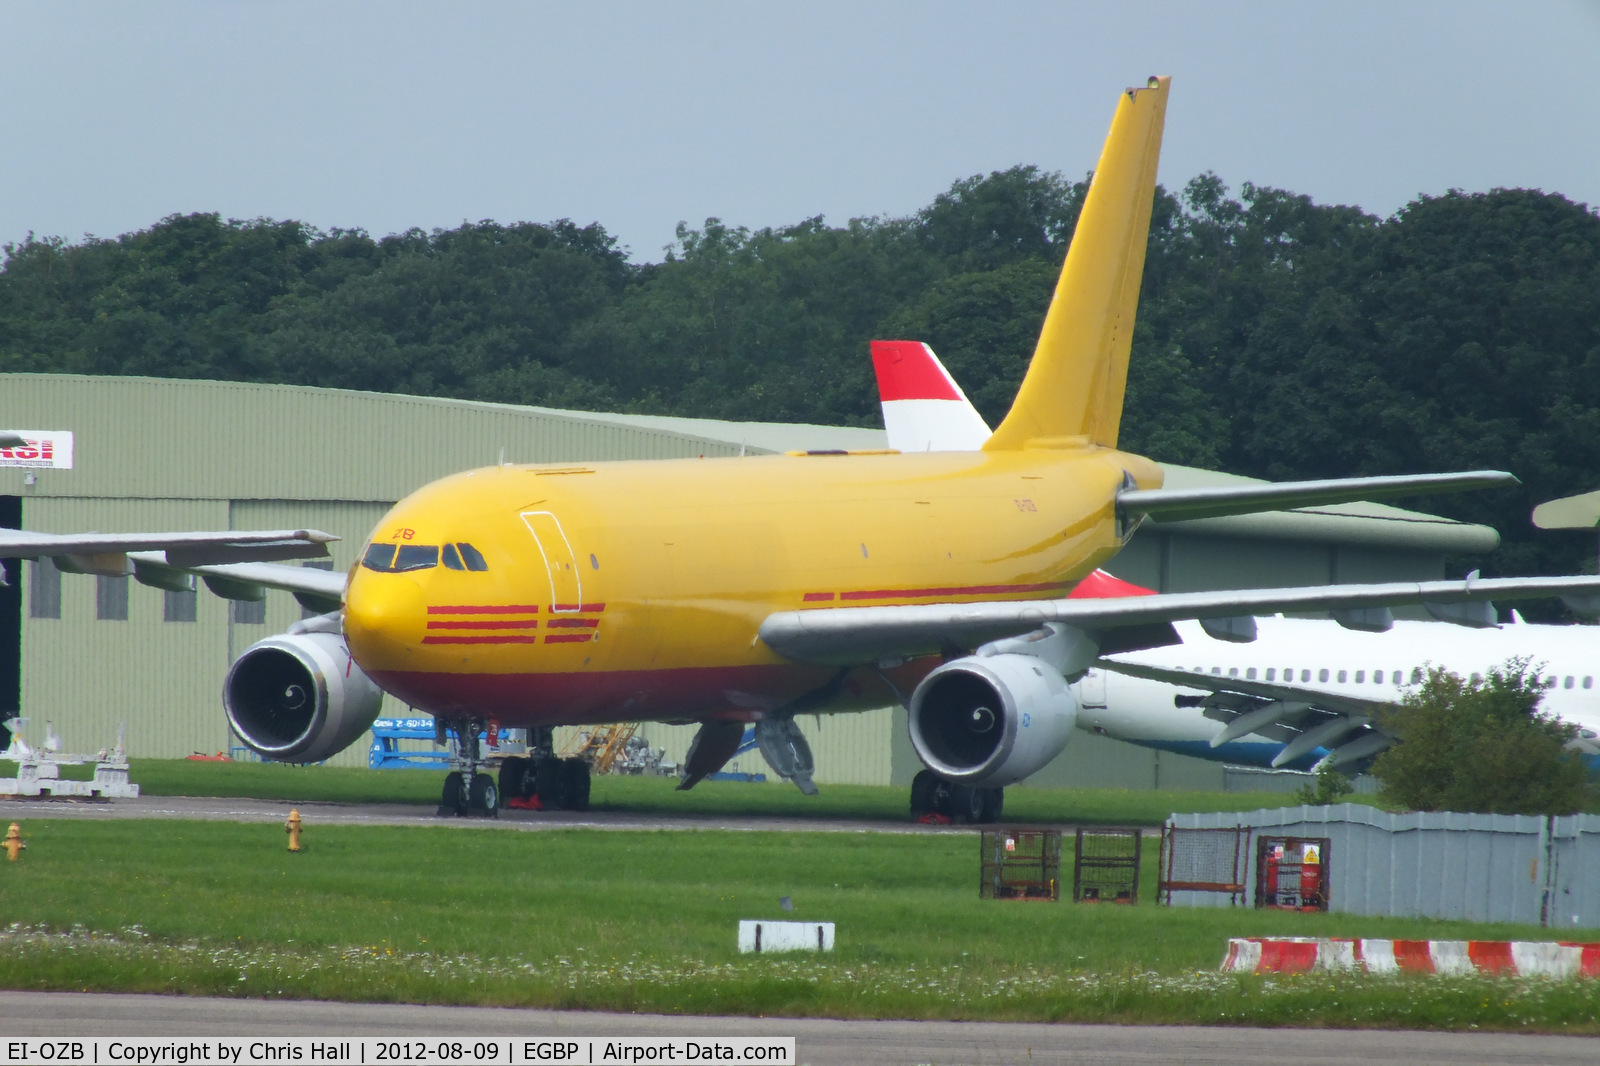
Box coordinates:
[0,372,1498,791]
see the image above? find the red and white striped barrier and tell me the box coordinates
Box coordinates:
[1222,938,1600,977]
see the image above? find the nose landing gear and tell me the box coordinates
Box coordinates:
[436,717,499,817]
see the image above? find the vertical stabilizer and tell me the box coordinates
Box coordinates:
[984,76,1170,452]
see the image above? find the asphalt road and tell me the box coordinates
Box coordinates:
[0,793,968,835]
[2,992,1596,1065]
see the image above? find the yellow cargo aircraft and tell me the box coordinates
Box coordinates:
[6,76,1597,820]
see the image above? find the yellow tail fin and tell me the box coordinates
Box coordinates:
[984,76,1170,452]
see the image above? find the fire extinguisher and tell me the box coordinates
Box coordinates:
[1299,844,1321,910]
[1265,843,1282,905]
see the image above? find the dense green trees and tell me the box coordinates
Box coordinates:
[1370,662,1599,815]
[4,169,1598,581]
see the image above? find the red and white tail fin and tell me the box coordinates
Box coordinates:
[869,340,992,452]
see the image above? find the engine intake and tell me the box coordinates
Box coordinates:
[908,653,1078,786]
[224,630,384,763]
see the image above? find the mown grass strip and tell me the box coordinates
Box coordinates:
[3,819,1593,1029]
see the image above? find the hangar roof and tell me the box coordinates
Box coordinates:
[1,373,1496,552]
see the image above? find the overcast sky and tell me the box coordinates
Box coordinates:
[3,1,1597,262]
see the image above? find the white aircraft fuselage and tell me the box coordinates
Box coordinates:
[1082,616,1600,771]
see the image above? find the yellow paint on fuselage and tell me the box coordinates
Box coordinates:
[343,445,1162,718]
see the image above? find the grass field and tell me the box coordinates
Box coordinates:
[10,757,1373,825]
[2,804,1597,1030]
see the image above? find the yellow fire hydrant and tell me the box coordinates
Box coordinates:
[285,808,303,853]
[3,823,24,861]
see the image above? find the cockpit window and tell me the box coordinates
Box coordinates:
[458,542,489,571]
[362,543,439,572]
[441,544,465,571]
[393,545,440,572]
[362,544,398,571]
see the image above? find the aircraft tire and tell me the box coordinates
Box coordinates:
[439,771,468,817]
[979,787,1004,824]
[946,784,984,824]
[468,773,499,816]
[498,757,529,801]
[533,755,565,809]
[562,758,591,812]
[909,769,938,817]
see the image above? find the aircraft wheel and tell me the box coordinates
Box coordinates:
[533,755,565,809]
[978,787,1004,824]
[945,784,984,824]
[468,773,499,816]
[439,771,468,817]
[909,769,938,817]
[498,757,529,801]
[562,758,591,812]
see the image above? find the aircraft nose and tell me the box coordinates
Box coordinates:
[344,574,428,668]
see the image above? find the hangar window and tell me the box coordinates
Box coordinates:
[457,543,490,571]
[96,575,128,621]
[164,588,197,623]
[1318,669,1329,683]
[233,598,266,625]
[29,561,61,619]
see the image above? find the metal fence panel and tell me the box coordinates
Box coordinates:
[1171,805,1600,927]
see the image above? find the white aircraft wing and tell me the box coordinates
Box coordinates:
[1094,656,1396,770]
[0,528,338,567]
[759,573,1600,666]
[125,552,348,614]
[1119,471,1516,524]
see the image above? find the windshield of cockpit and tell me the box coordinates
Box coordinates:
[361,542,489,572]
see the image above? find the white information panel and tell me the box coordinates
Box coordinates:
[0,430,73,469]
[0,1038,795,1066]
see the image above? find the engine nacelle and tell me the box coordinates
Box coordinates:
[908,653,1078,787]
[224,630,384,763]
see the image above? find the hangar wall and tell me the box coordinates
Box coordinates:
[2,373,1499,787]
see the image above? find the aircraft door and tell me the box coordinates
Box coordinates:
[1078,668,1107,708]
[521,511,584,612]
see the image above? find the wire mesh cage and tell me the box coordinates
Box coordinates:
[1255,835,1331,912]
[979,828,1062,901]
[1159,824,1252,905]
[1072,827,1142,903]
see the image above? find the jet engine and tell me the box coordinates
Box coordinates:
[224,630,384,763]
[908,653,1078,787]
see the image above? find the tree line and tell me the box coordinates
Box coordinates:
[3,168,1598,584]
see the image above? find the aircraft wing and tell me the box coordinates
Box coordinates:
[1093,657,1396,770]
[0,528,338,567]
[125,552,348,614]
[1119,471,1516,524]
[758,573,1600,666]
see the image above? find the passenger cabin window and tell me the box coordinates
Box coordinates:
[1301,669,1311,682]
[1228,667,1239,678]
[1246,667,1257,680]
[1266,668,1276,681]
[1318,669,1330,683]
[1355,670,1365,683]
[1337,670,1348,683]
[1565,676,1576,690]
[1585,677,1593,690]
[1410,667,1424,684]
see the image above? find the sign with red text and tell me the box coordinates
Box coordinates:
[0,431,73,469]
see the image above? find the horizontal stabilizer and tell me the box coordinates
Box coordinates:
[1119,471,1516,524]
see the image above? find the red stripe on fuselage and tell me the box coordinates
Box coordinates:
[544,634,592,644]
[551,603,606,613]
[421,635,540,645]
[428,604,540,615]
[802,592,835,602]
[836,581,1071,602]
[427,620,539,630]
[546,618,599,629]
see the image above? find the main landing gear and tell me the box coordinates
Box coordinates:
[909,769,1004,824]
[434,721,593,816]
